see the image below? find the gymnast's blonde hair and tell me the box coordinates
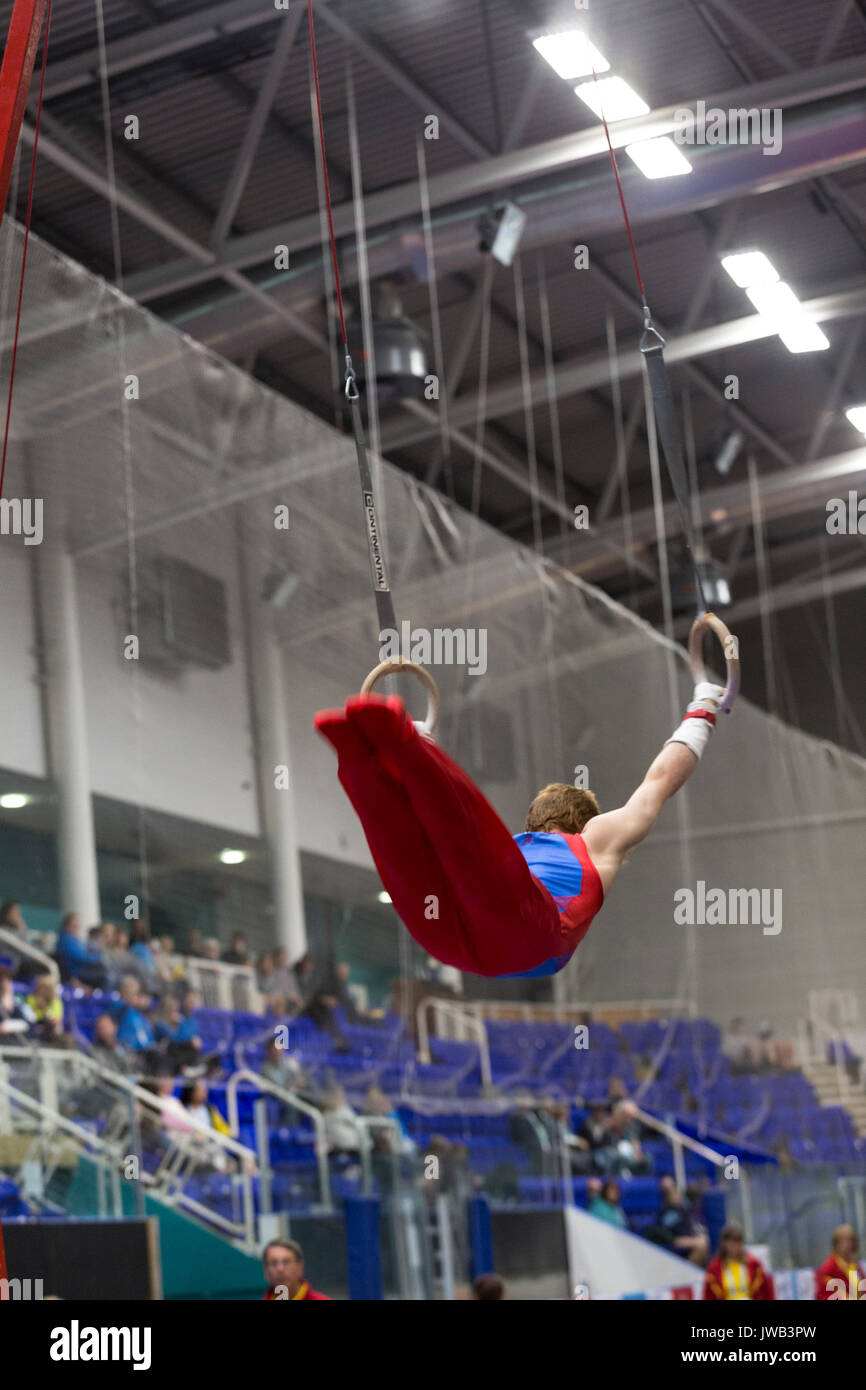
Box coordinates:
[525,782,600,835]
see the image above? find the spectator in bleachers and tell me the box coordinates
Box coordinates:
[587,1177,628,1229]
[362,1085,416,1156]
[607,1075,630,1105]
[0,955,32,1040]
[270,948,300,1012]
[334,961,381,1026]
[508,1091,558,1176]
[295,952,350,1053]
[260,1035,311,1097]
[319,1083,362,1162]
[91,1012,135,1074]
[153,995,202,1074]
[576,1099,621,1175]
[113,976,156,1054]
[202,938,221,962]
[221,932,250,966]
[54,912,108,990]
[0,901,36,979]
[128,921,164,996]
[541,1100,593,1176]
[97,923,134,990]
[256,951,299,1015]
[471,1274,505,1300]
[703,1224,774,1300]
[24,973,67,1046]
[815,1225,866,1300]
[607,1100,650,1176]
[648,1177,709,1265]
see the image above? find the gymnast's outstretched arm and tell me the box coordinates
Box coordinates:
[582,680,726,894]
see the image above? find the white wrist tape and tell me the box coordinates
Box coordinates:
[666,682,725,759]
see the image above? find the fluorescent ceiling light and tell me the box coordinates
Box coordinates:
[0,793,29,809]
[721,250,780,289]
[777,319,830,353]
[626,137,692,178]
[532,31,610,80]
[745,280,803,327]
[845,405,866,434]
[219,849,246,865]
[378,891,392,904]
[575,76,649,122]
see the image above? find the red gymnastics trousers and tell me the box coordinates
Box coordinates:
[313,693,601,978]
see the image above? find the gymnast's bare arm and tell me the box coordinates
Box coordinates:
[582,681,725,897]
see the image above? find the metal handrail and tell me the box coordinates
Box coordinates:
[0,927,59,983]
[416,998,492,1092]
[632,1103,730,1191]
[225,1067,332,1210]
[0,1045,259,1249]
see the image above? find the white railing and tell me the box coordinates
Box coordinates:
[0,927,59,983]
[169,955,264,1015]
[416,998,493,1092]
[0,1045,259,1250]
[456,998,685,1025]
[226,1067,331,1210]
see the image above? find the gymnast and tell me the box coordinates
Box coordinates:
[314,673,726,980]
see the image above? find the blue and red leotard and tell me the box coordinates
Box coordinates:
[313,693,603,979]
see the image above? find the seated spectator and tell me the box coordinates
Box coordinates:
[260,1035,309,1093]
[202,938,221,962]
[362,1085,416,1156]
[153,995,202,1074]
[576,1099,620,1175]
[333,961,381,1025]
[815,1225,866,1301]
[704,1224,774,1300]
[186,928,205,958]
[508,1090,558,1177]
[113,975,156,1053]
[648,1176,709,1264]
[541,1100,593,1175]
[25,973,67,1045]
[54,912,108,990]
[319,1083,362,1161]
[295,953,350,1053]
[587,1177,628,1229]
[128,920,163,996]
[257,948,301,1015]
[0,955,33,1041]
[0,901,37,979]
[607,1100,650,1176]
[221,932,250,966]
[180,1079,233,1173]
[90,1012,135,1073]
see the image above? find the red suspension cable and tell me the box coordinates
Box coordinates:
[0,0,51,501]
[591,66,647,308]
[306,0,350,355]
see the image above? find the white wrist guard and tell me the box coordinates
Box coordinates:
[666,682,726,760]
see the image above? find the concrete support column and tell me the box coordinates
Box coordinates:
[37,545,101,925]
[238,511,307,962]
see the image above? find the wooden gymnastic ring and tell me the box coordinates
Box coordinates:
[688,611,740,714]
[360,658,440,738]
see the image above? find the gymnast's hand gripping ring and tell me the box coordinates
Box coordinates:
[360,659,440,739]
[688,611,741,715]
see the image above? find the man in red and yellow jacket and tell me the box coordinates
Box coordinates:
[262,1238,332,1301]
[703,1224,774,1301]
[815,1225,865,1300]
